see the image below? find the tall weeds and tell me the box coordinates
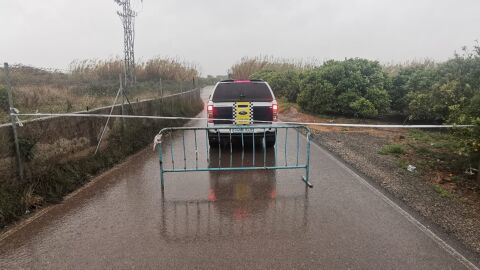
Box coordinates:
[229,56,319,79]
[140,57,199,81]
[69,57,199,82]
[0,57,202,123]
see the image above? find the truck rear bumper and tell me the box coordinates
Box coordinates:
[206,124,275,134]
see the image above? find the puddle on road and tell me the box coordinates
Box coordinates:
[159,169,310,243]
[157,131,312,243]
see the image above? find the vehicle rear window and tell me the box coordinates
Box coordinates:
[212,83,273,102]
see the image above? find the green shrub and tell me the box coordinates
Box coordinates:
[251,70,302,102]
[379,144,405,155]
[296,58,391,118]
[387,61,438,114]
[365,87,391,114]
[350,98,378,118]
[336,90,361,115]
[433,184,452,198]
[0,184,24,226]
[297,74,336,114]
[390,45,480,123]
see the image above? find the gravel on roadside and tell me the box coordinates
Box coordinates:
[312,130,480,256]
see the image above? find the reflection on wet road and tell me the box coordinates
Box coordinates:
[160,170,309,243]
[160,146,310,243]
[0,87,475,269]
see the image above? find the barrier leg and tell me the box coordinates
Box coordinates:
[302,132,313,188]
[158,141,165,190]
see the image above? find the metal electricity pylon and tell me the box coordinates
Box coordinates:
[114,0,138,87]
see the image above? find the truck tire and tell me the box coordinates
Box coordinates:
[208,134,219,148]
[265,135,276,148]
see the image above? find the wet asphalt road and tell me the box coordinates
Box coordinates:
[0,87,478,269]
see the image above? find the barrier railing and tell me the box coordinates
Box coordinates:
[153,125,312,190]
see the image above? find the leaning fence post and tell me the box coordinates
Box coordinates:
[4,63,24,181]
[94,74,123,155]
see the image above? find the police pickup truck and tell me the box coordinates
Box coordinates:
[207,79,278,147]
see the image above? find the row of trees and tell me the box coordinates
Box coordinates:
[243,46,480,174]
[246,48,480,122]
[251,59,391,118]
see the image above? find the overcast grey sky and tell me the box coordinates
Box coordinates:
[1,0,479,75]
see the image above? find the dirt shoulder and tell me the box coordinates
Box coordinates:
[280,106,480,257]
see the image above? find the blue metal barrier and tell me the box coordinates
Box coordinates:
[153,125,312,189]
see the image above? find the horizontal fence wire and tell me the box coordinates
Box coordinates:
[10,113,474,129]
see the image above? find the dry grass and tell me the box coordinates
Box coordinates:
[140,57,199,81]
[70,56,199,82]
[0,65,68,86]
[14,85,74,109]
[0,57,202,123]
[70,58,124,81]
[13,85,111,112]
[229,56,319,79]
[382,59,437,75]
[21,185,44,210]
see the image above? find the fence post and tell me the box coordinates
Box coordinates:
[4,63,24,181]
[119,74,126,133]
[188,84,192,105]
[159,78,163,98]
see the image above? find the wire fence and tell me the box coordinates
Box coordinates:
[0,64,204,124]
[0,61,205,185]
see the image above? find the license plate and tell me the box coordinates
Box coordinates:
[232,128,254,133]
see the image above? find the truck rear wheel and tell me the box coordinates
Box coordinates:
[208,134,219,148]
[265,135,276,148]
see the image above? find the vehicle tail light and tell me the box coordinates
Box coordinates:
[208,189,216,202]
[272,103,278,121]
[207,105,214,123]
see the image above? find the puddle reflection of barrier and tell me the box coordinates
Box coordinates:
[153,125,312,190]
[159,173,310,242]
